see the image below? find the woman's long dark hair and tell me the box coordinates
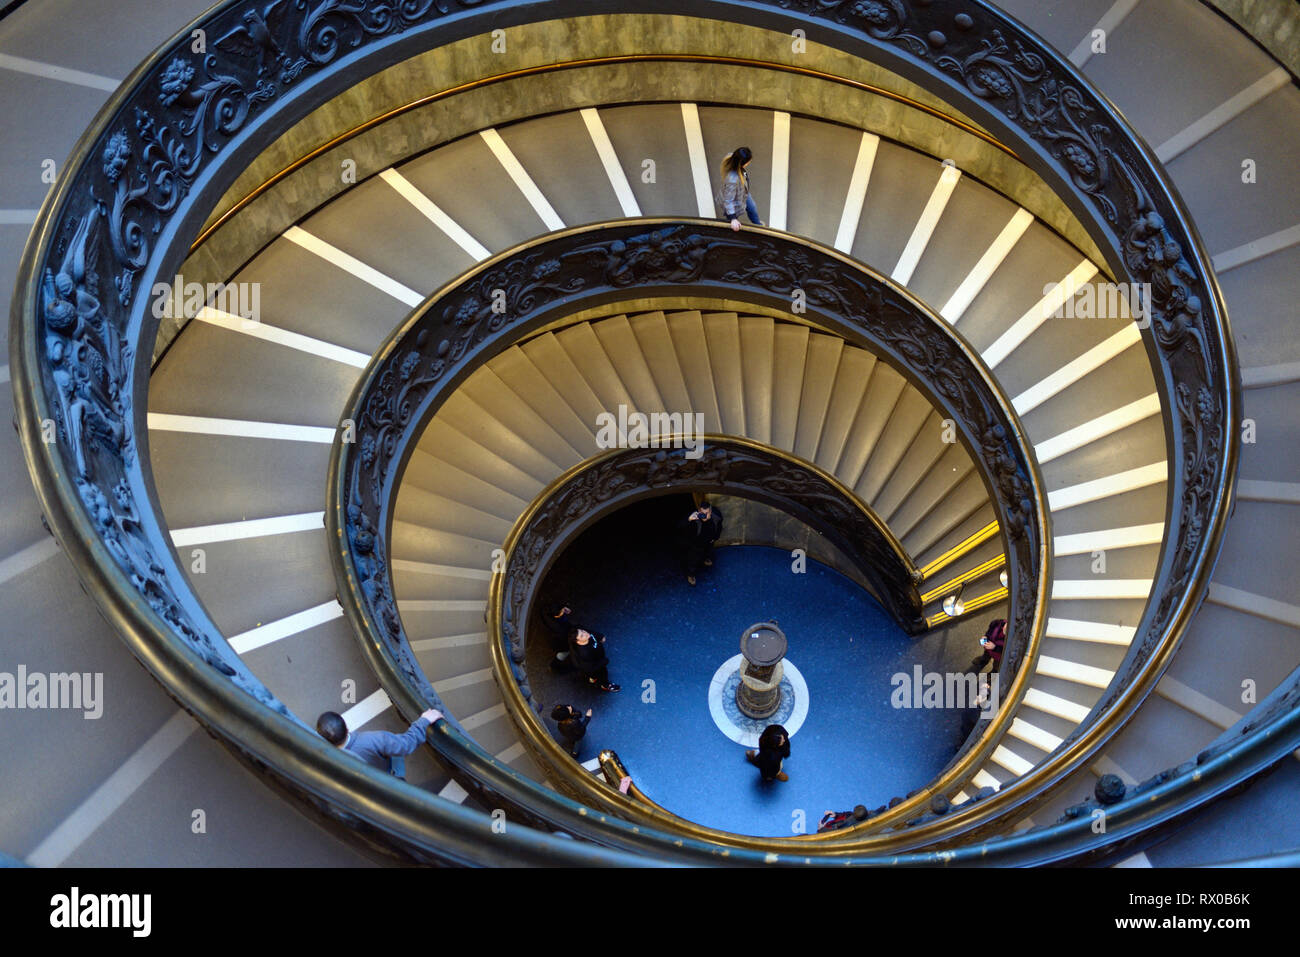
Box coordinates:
[719,146,753,179]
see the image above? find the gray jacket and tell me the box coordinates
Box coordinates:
[716,168,750,219]
[343,715,431,773]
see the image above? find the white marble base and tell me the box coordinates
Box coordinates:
[707,653,809,747]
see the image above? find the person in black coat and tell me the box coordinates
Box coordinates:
[551,704,592,758]
[746,723,791,782]
[568,627,620,693]
[677,500,724,586]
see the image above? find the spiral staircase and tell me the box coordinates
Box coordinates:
[2,0,1298,866]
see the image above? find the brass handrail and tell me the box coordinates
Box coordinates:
[13,0,1242,865]
[338,219,1050,848]
[919,556,1006,605]
[918,521,1001,581]
[924,587,1009,629]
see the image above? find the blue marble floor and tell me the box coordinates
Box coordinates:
[527,497,974,837]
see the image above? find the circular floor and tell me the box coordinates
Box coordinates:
[528,499,972,837]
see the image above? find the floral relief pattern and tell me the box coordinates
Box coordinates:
[25,0,1231,771]
[341,223,1047,723]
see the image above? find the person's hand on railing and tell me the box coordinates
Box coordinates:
[421,708,443,723]
[730,218,741,232]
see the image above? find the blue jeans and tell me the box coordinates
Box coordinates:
[721,196,763,225]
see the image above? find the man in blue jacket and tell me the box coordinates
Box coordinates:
[316,707,442,778]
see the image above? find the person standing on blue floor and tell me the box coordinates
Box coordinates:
[316,707,442,779]
[569,626,621,693]
[716,146,764,231]
[746,723,791,783]
[551,704,592,758]
[677,499,724,586]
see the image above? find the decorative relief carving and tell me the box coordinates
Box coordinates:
[16,0,1237,857]
[339,224,1044,730]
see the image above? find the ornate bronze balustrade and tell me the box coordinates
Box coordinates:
[331,218,1049,846]
[9,0,1252,864]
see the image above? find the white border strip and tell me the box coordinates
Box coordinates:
[1068,0,1141,68]
[1035,655,1115,689]
[892,164,960,285]
[1053,523,1164,556]
[1047,461,1166,511]
[432,668,493,693]
[195,308,370,367]
[0,537,60,587]
[834,132,880,252]
[26,712,195,867]
[1034,394,1161,464]
[1157,676,1242,730]
[1211,223,1300,274]
[1241,361,1300,389]
[1156,68,1290,164]
[229,600,343,655]
[283,226,423,306]
[1012,323,1142,415]
[1022,687,1090,723]
[1237,480,1300,504]
[768,110,790,230]
[146,413,337,443]
[1046,617,1136,645]
[982,259,1099,369]
[580,108,641,217]
[391,558,493,581]
[342,688,391,729]
[939,208,1034,323]
[0,53,119,91]
[1051,579,1153,600]
[479,128,565,231]
[379,168,492,261]
[397,599,487,613]
[0,209,39,225]
[681,103,715,218]
[170,511,324,547]
[1207,582,1300,628]
[410,632,489,652]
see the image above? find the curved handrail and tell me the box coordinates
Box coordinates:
[331,219,1050,849]
[10,0,1240,864]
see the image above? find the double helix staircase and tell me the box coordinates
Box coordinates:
[2,0,1298,865]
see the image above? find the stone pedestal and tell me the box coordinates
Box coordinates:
[736,621,787,719]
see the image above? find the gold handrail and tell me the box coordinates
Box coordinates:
[919,556,1006,605]
[924,587,1009,629]
[918,521,1000,581]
